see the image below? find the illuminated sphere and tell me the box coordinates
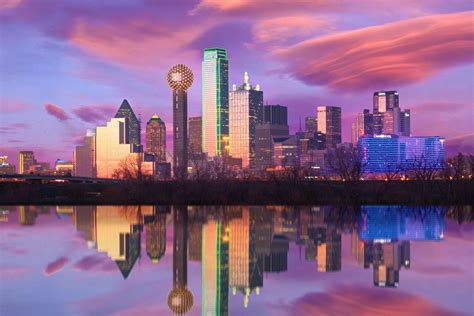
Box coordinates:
[167,64,194,91]
[167,288,194,315]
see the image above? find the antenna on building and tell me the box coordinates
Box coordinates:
[299,116,302,132]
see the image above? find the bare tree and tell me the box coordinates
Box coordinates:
[445,153,471,180]
[327,146,365,182]
[112,154,152,182]
[406,153,441,181]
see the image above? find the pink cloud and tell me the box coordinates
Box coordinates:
[72,104,116,124]
[277,285,463,315]
[43,256,69,276]
[68,17,211,70]
[0,97,29,113]
[272,11,474,91]
[251,15,332,46]
[0,266,31,279]
[192,0,473,16]
[44,103,70,121]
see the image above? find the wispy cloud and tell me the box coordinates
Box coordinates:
[272,12,474,91]
[44,103,70,121]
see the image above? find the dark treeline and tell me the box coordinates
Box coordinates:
[0,179,472,205]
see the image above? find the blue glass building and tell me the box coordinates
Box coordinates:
[359,205,445,241]
[358,135,445,173]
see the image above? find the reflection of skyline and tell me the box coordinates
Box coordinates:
[353,206,444,287]
[7,204,467,313]
[202,217,229,316]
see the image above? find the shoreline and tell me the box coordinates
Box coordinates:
[1,180,472,206]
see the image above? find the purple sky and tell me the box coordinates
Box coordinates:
[1,1,473,165]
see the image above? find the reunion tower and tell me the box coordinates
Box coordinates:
[167,64,194,179]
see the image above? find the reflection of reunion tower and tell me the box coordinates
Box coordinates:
[167,206,193,315]
[167,64,194,179]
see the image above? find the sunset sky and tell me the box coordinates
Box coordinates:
[1,0,473,165]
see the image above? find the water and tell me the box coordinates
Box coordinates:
[1,205,473,315]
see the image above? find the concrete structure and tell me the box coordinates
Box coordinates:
[95,118,133,178]
[273,135,298,168]
[167,64,194,179]
[74,129,96,177]
[18,151,35,174]
[305,116,317,133]
[352,109,373,144]
[188,116,202,154]
[229,72,263,168]
[202,48,229,158]
[0,156,16,175]
[255,123,289,170]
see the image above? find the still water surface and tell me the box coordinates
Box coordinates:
[0,205,473,315]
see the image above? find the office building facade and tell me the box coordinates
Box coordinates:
[114,99,141,152]
[96,118,133,178]
[74,129,96,177]
[18,151,36,174]
[263,105,288,125]
[146,114,166,163]
[352,109,373,144]
[188,116,202,154]
[359,135,445,173]
[202,48,229,157]
[229,72,263,168]
[305,116,317,133]
[317,106,341,148]
[373,91,399,113]
[255,123,289,170]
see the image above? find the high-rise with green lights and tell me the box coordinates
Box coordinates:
[202,48,229,157]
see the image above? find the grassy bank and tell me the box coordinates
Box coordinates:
[0,179,472,205]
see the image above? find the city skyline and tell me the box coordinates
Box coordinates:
[1,2,473,166]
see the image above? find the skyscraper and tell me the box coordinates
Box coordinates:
[373,91,399,113]
[74,129,96,177]
[146,114,166,163]
[305,116,317,133]
[114,99,141,152]
[255,124,289,170]
[202,48,229,157]
[263,105,288,125]
[95,118,133,178]
[167,64,194,179]
[229,72,263,168]
[351,109,373,144]
[188,116,202,154]
[18,151,35,174]
[317,106,341,148]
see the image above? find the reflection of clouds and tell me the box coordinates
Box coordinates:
[410,264,465,276]
[1,266,32,279]
[277,285,462,316]
[44,256,69,276]
[73,254,118,273]
[0,242,29,255]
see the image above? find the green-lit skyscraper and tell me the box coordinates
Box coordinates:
[202,48,229,157]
